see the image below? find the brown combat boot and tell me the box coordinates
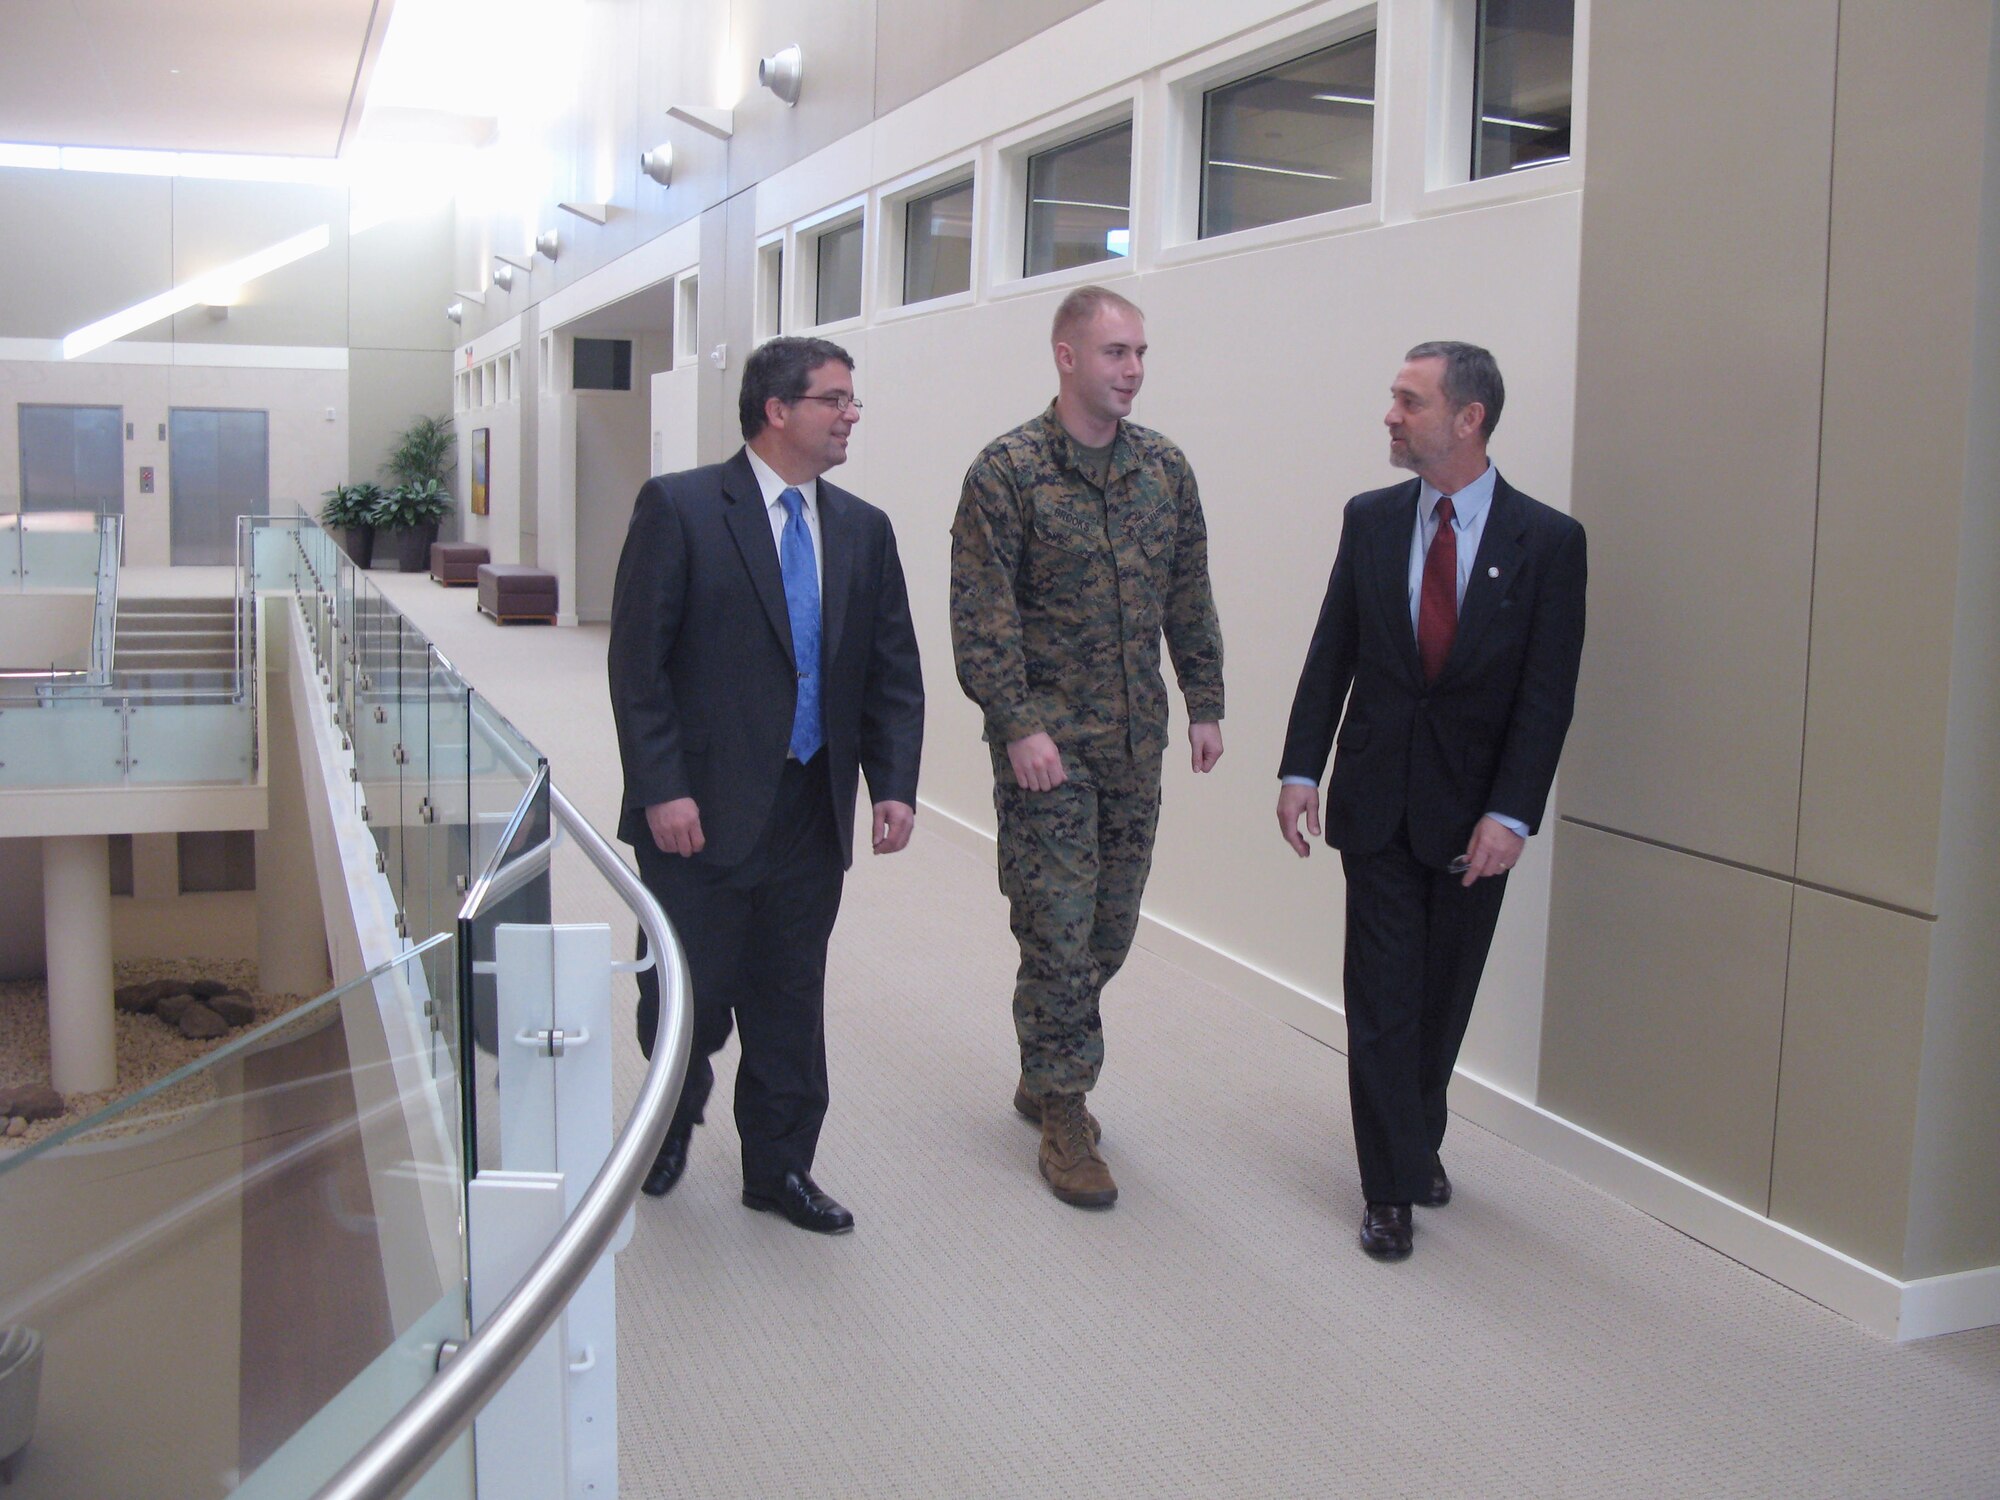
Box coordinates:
[1013,1078,1101,1142]
[1039,1091,1117,1208]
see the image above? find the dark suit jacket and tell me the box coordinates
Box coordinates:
[608,449,924,869]
[1279,473,1586,868]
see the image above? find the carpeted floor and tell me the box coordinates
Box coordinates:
[358,563,2000,1500]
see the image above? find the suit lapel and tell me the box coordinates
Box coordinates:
[1370,480,1424,685]
[817,481,855,667]
[1442,474,1527,680]
[720,450,795,657]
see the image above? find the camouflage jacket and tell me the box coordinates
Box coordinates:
[949,403,1224,766]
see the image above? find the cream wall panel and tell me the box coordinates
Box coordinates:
[875,0,1105,114]
[721,0,880,196]
[1560,0,1837,874]
[0,167,173,340]
[350,347,452,490]
[1795,1,1994,912]
[1906,12,2000,1280]
[1540,822,1793,1209]
[167,179,349,350]
[349,203,458,355]
[1768,890,1930,1277]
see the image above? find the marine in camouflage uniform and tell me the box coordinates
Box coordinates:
[951,376,1224,1195]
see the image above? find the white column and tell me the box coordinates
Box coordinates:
[43,834,116,1094]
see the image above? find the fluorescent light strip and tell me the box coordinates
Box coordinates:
[62,224,331,359]
[1029,198,1131,212]
[1209,160,1341,182]
[1482,114,1559,132]
[1508,154,1571,171]
[1311,92,1376,106]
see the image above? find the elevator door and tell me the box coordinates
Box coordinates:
[18,403,124,515]
[169,408,268,565]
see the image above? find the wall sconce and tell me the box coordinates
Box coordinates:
[535,230,560,261]
[491,263,515,291]
[758,45,803,106]
[446,302,465,324]
[640,143,674,186]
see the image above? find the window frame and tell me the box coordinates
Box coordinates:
[795,196,868,334]
[754,232,786,345]
[989,87,1141,299]
[874,151,981,322]
[1418,0,1585,213]
[1157,2,1385,266]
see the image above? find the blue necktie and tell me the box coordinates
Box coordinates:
[778,487,823,761]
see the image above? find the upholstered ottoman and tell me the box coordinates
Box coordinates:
[430,541,489,585]
[477,564,558,624]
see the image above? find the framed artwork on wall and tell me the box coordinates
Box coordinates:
[470,427,490,516]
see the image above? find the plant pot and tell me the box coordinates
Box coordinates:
[334,524,375,569]
[391,520,442,573]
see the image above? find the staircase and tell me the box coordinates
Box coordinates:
[113,597,236,675]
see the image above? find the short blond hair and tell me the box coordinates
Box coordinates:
[1051,285,1143,348]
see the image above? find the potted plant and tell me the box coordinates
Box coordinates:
[378,414,458,572]
[318,482,384,568]
[377,478,456,573]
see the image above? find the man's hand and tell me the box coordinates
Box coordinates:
[871,800,915,854]
[1006,731,1066,791]
[1459,815,1524,886]
[645,798,705,857]
[1277,783,1321,858]
[1189,720,1223,773]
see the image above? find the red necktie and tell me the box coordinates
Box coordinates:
[1417,495,1456,682]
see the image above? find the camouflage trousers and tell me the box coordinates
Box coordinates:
[992,748,1162,1097]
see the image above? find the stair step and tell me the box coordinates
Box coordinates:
[114,649,236,671]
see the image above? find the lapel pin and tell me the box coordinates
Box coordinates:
[1487,566,1500,578]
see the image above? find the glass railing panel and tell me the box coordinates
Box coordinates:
[0,513,20,588]
[355,595,405,912]
[17,513,99,589]
[0,936,469,1500]
[0,700,123,785]
[126,698,256,784]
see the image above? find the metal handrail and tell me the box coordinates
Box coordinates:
[310,783,690,1500]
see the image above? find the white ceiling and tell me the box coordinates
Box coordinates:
[0,0,396,157]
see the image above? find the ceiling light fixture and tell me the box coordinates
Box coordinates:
[1482,114,1558,132]
[758,45,803,106]
[1311,92,1376,106]
[61,223,330,359]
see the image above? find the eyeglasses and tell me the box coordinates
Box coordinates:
[790,392,864,414]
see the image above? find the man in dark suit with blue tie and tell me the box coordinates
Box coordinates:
[1277,342,1585,1260]
[609,336,924,1234]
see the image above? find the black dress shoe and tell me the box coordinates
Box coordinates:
[1360,1202,1413,1260]
[742,1170,855,1234]
[1416,1154,1452,1208]
[641,1129,691,1198]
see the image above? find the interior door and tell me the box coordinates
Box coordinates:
[169,408,269,565]
[18,403,124,515]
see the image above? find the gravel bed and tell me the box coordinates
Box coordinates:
[0,957,311,1151]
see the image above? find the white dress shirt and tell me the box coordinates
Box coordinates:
[744,446,824,600]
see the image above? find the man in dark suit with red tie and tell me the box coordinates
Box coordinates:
[609,336,924,1234]
[1276,342,1585,1261]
